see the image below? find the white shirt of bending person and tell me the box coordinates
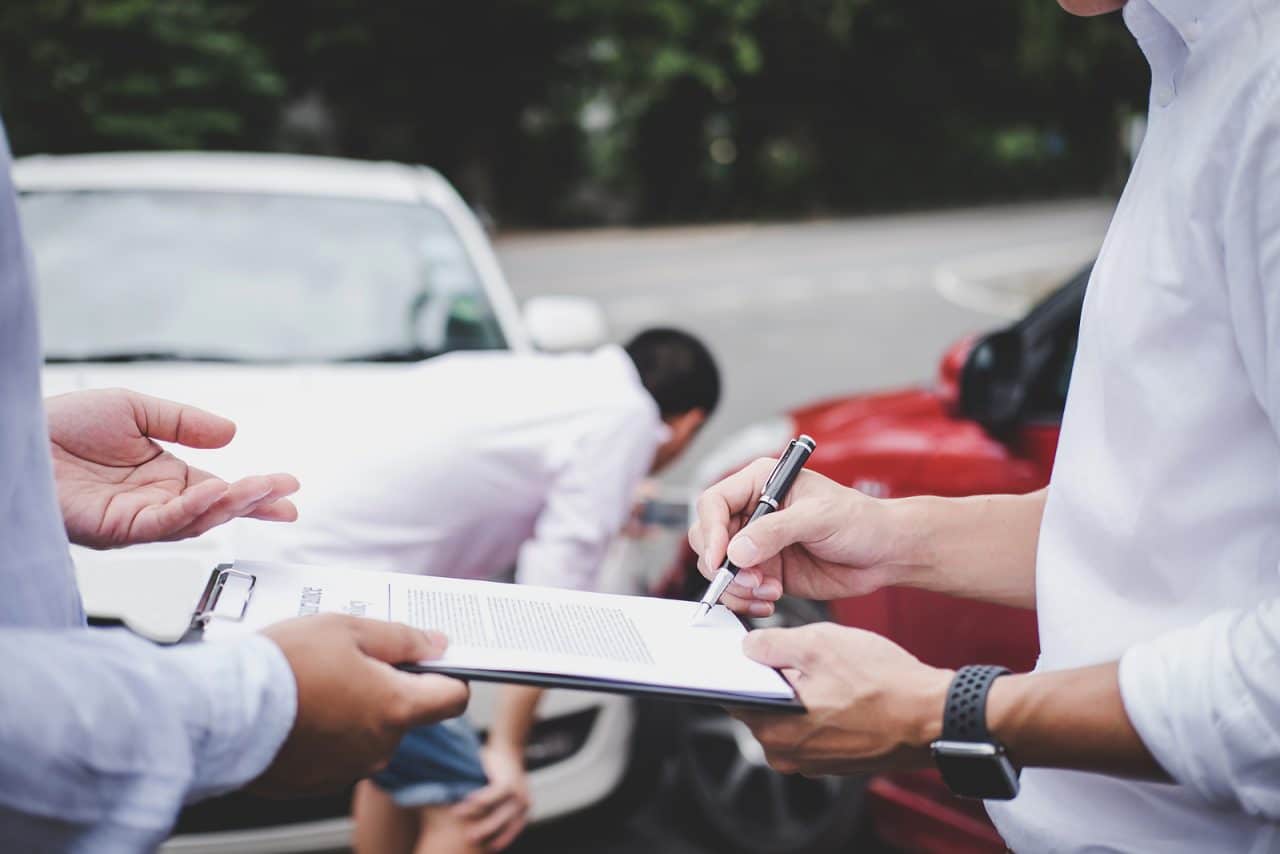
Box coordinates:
[234,345,669,591]
[986,0,1280,851]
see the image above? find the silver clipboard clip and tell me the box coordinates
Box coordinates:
[191,565,257,628]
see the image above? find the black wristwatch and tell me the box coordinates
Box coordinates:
[930,665,1020,800]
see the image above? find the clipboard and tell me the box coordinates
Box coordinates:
[80,557,805,713]
[398,663,806,713]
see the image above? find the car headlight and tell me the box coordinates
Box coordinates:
[690,415,797,496]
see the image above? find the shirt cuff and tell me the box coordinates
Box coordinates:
[1118,607,1280,817]
[169,635,297,803]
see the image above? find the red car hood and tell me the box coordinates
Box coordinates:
[792,387,954,464]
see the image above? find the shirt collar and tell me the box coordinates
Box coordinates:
[1122,0,1190,108]
[1144,0,1211,44]
[1126,0,1240,50]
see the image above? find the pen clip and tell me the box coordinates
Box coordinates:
[759,439,798,500]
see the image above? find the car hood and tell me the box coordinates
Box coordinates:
[42,360,420,511]
[792,387,951,449]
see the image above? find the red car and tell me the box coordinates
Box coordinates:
[660,266,1088,854]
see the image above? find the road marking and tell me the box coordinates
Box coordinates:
[932,236,1102,318]
[607,267,938,325]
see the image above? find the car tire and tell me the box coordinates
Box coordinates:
[671,597,870,854]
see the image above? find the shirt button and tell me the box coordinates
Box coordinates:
[1156,84,1174,107]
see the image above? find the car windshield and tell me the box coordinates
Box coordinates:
[21,190,506,362]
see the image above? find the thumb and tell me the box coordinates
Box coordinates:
[726,506,813,568]
[742,626,820,672]
[351,618,449,664]
[128,390,237,449]
[387,671,471,726]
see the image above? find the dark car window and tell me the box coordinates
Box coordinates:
[959,264,1089,430]
[22,190,507,363]
[1022,308,1079,421]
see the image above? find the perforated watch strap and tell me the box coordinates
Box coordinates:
[942,665,1010,743]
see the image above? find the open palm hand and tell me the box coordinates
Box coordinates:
[46,388,299,549]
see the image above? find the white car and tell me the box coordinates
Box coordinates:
[18,151,644,853]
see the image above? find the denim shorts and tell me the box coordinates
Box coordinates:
[370,718,489,808]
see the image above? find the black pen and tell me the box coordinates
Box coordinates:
[690,435,817,624]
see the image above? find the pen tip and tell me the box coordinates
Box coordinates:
[689,603,709,625]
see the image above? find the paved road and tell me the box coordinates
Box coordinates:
[492,199,1113,852]
[497,199,1112,487]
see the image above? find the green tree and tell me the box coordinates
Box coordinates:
[0,0,283,153]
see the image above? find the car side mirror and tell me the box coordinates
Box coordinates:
[958,330,1026,432]
[522,296,609,352]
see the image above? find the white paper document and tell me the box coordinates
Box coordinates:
[204,560,797,705]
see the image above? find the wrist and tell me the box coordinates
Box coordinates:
[907,665,954,749]
[486,734,527,756]
[882,496,942,590]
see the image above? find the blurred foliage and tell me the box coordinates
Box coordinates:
[0,0,1146,226]
[0,0,282,150]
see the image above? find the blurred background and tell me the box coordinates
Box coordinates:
[1,0,1145,227]
[3,2,1146,853]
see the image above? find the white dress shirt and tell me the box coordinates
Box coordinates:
[245,346,667,591]
[986,0,1280,850]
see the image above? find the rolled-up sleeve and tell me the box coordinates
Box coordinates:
[0,627,296,850]
[1119,603,1280,819]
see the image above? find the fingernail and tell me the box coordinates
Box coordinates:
[424,630,448,647]
[727,535,759,565]
[755,579,781,600]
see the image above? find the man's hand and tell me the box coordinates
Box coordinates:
[689,459,923,616]
[255,615,470,796]
[731,623,951,776]
[453,743,531,851]
[46,388,299,548]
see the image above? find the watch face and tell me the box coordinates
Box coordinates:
[933,750,1020,800]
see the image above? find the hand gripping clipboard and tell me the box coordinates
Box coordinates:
[78,558,805,713]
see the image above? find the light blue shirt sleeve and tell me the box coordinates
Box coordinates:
[0,627,296,851]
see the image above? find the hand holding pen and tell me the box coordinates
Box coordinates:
[690,436,816,623]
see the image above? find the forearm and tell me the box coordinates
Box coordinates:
[982,663,1169,781]
[892,489,1046,609]
[0,628,295,846]
[487,685,544,752]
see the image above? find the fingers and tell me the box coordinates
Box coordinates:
[742,626,823,673]
[124,389,237,449]
[722,573,782,602]
[690,459,776,572]
[454,782,506,820]
[487,811,528,852]
[350,618,449,663]
[353,618,470,725]
[721,591,776,618]
[727,506,807,569]
[168,472,301,540]
[387,672,471,726]
[465,797,526,851]
[130,477,230,542]
[246,497,300,523]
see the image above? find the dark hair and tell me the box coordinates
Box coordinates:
[624,328,721,418]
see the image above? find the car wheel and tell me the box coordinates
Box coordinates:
[672,597,869,854]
